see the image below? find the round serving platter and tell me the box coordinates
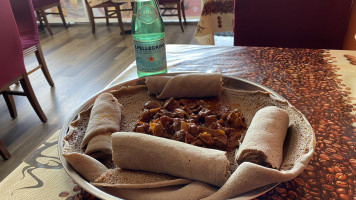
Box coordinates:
[58,74,284,200]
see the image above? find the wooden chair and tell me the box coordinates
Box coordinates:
[85,0,132,34]
[0,140,11,160]
[0,0,47,159]
[158,0,186,32]
[32,0,68,36]
[10,0,55,87]
[233,0,353,49]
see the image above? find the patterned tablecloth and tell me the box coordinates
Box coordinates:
[1,45,355,200]
[194,0,234,45]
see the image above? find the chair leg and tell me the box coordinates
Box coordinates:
[57,5,68,29]
[39,9,53,36]
[177,1,184,32]
[86,3,96,34]
[20,75,47,123]
[181,0,186,24]
[35,44,55,87]
[0,140,11,160]
[3,87,17,119]
[115,5,125,35]
[104,7,110,26]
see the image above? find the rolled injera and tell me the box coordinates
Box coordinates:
[235,106,289,169]
[81,93,122,157]
[112,132,230,187]
[145,73,223,99]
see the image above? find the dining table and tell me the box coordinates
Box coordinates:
[194,0,234,45]
[0,44,355,200]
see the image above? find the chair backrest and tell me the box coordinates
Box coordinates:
[9,0,40,45]
[32,0,59,8]
[0,0,26,91]
[233,0,353,49]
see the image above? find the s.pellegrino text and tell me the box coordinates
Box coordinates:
[132,0,167,77]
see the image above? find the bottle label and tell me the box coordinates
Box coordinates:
[137,5,158,24]
[134,38,167,73]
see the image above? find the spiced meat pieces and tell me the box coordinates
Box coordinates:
[134,97,247,152]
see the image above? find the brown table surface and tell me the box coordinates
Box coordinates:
[1,45,355,200]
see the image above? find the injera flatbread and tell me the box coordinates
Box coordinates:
[235,106,289,169]
[62,81,315,199]
[99,181,217,200]
[92,169,192,189]
[62,152,108,182]
[112,132,230,187]
[81,93,122,156]
[145,73,223,99]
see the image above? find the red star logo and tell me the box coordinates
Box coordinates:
[148,56,154,62]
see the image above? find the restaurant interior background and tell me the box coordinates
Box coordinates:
[49,0,203,23]
[0,0,206,183]
[1,0,356,199]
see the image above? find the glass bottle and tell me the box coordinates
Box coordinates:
[131,0,167,77]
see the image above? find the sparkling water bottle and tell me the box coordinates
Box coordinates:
[132,0,167,77]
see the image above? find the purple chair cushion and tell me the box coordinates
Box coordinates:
[32,0,59,8]
[10,0,40,51]
[19,34,39,50]
[0,0,26,90]
[233,0,353,49]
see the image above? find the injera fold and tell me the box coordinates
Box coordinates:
[92,168,192,189]
[112,132,230,187]
[62,152,108,182]
[81,93,122,156]
[235,106,289,169]
[145,73,223,99]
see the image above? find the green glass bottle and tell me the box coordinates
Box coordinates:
[132,0,167,77]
